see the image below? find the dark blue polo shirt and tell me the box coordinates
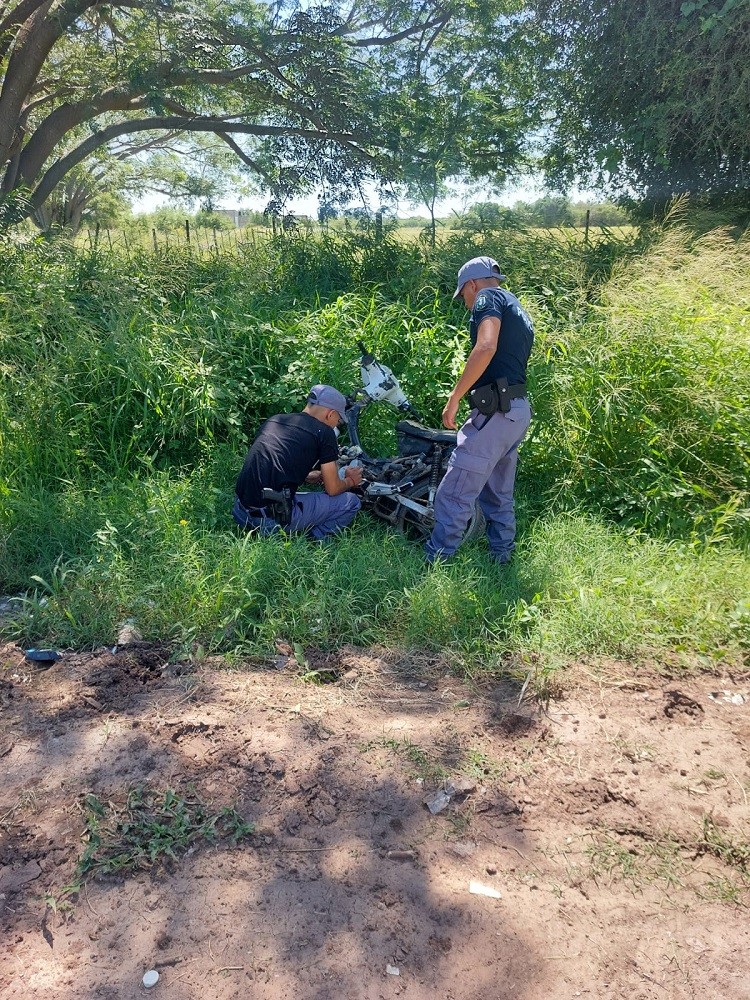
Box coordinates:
[469,287,534,390]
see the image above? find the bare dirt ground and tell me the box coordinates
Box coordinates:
[1,639,749,1000]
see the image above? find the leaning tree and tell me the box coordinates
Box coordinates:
[0,0,536,228]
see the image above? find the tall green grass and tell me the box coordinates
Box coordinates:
[1,223,747,664]
[0,227,579,482]
[525,226,750,540]
[6,470,747,665]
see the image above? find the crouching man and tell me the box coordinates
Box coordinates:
[232,384,362,540]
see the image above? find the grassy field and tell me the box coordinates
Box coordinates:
[1,222,748,673]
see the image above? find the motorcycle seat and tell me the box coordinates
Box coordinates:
[396,419,457,445]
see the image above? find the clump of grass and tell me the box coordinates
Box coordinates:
[506,512,750,658]
[581,814,750,904]
[697,815,750,875]
[77,787,253,876]
[584,829,687,893]
[47,786,253,911]
[3,463,747,667]
[361,735,448,784]
[360,734,503,784]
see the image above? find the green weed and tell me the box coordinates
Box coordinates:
[360,735,504,784]
[42,786,253,913]
[361,735,448,783]
[75,787,253,880]
[581,816,750,902]
[697,815,750,875]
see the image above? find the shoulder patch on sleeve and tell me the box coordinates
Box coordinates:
[474,292,489,313]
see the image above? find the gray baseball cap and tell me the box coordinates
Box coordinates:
[453,255,507,298]
[307,383,347,421]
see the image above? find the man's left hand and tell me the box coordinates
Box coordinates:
[305,470,323,485]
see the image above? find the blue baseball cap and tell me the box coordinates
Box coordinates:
[453,256,507,298]
[307,384,347,421]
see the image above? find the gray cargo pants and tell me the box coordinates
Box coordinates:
[425,397,531,563]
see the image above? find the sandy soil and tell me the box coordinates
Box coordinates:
[1,640,749,1000]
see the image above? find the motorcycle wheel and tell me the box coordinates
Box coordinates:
[395,479,486,543]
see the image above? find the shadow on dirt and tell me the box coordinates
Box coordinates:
[0,640,547,999]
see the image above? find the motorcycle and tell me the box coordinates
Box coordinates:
[338,343,485,543]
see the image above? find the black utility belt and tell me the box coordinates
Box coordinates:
[468,378,527,416]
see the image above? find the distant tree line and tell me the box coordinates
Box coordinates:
[88,196,623,239]
[455,198,627,230]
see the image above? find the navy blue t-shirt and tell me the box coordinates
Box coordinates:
[469,287,534,389]
[235,411,338,509]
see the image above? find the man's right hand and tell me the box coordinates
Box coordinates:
[442,395,460,430]
[344,464,363,487]
[320,460,362,496]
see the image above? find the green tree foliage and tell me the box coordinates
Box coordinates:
[0,0,534,228]
[453,201,515,233]
[124,136,253,211]
[30,160,132,233]
[512,195,574,227]
[570,200,627,227]
[530,0,750,209]
[454,197,626,231]
[194,209,235,231]
[392,1,538,243]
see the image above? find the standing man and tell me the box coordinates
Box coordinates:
[425,256,533,565]
[233,384,362,540]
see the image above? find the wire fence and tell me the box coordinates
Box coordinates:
[81,220,295,257]
[81,210,394,258]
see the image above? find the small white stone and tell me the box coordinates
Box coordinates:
[142,970,159,988]
[469,880,501,899]
[386,964,400,976]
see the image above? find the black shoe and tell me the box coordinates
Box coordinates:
[490,552,513,566]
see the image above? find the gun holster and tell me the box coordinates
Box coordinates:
[261,487,293,526]
[468,377,526,416]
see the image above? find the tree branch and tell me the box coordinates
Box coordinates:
[0,0,101,165]
[29,114,372,209]
[350,13,450,48]
[0,0,51,59]
[214,130,276,186]
[18,90,152,184]
[111,130,184,159]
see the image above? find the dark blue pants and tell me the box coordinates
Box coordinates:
[233,491,360,540]
[425,398,531,562]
